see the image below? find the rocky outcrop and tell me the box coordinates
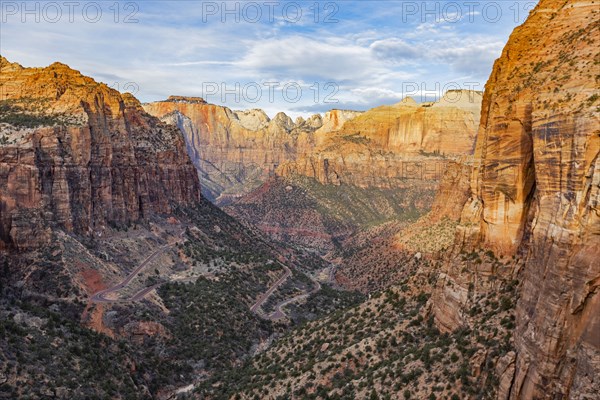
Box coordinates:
[432,1,600,397]
[0,58,200,250]
[278,91,482,188]
[314,109,363,140]
[337,91,481,155]
[428,161,473,222]
[143,97,360,203]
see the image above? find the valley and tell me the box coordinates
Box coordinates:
[0,0,599,398]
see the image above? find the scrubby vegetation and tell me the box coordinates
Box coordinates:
[227,175,434,255]
[160,274,274,370]
[196,250,518,400]
[0,99,80,129]
[397,216,458,254]
[286,284,366,325]
[0,198,369,399]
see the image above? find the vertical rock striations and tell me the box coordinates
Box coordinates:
[0,57,200,250]
[278,92,482,188]
[434,1,599,397]
[143,97,361,203]
[145,92,482,201]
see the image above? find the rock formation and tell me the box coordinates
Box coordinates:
[152,91,481,250]
[278,91,482,188]
[144,92,482,201]
[432,1,599,397]
[143,97,361,203]
[0,57,200,250]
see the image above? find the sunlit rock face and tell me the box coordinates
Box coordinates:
[144,97,361,203]
[432,0,599,397]
[278,91,482,188]
[145,92,482,202]
[0,58,200,250]
[146,93,481,252]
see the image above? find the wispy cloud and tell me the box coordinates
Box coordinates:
[0,0,535,117]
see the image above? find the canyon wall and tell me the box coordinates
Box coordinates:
[433,1,599,397]
[143,97,360,203]
[278,91,482,188]
[145,92,482,201]
[0,57,200,250]
[148,91,481,251]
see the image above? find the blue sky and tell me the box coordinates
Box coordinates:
[0,1,538,117]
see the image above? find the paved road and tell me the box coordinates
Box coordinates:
[267,264,339,320]
[268,272,322,320]
[90,231,184,303]
[249,264,292,314]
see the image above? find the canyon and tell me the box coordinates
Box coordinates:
[0,56,338,398]
[189,0,600,398]
[146,90,482,252]
[0,0,598,397]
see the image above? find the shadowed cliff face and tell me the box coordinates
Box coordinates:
[0,57,201,250]
[143,98,359,203]
[433,0,599,398]
[144,92,482,202]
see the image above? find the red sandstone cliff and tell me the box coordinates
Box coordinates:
[0,57,200,250]
[432,1,599,397]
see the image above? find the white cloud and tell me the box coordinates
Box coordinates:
[0,0,521,117]
[236,36,381,81]
[366,36,505,78]
[370,38,419,63]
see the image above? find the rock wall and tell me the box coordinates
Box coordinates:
[433,1,600,397]
[278,91,482,188]
[143,97,359,203]
[0,58,200,250]
[145,92,481,200]
[339,90,481,155]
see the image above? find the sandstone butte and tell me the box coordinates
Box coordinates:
[0,57,200,251]
[143,90,483,201]
[431,0,599,398]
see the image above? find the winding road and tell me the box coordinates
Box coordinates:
[252,264,338,320]
[249,264,292,314]
[268,279,320,320]
[268,265,338,320]
[90,226,336,323]
[91,232,184,303]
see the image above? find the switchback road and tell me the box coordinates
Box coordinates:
[249,264,292,314]
[90,231,184,303]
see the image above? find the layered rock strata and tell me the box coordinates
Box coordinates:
[145,91,482,200]
[432,1,600,397]
[0,57,201,250]
[278,91,482,188]
[144,97,361,202]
